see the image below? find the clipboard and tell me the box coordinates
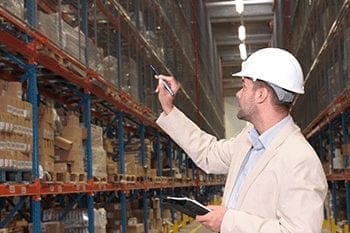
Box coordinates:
[162,196,211,218]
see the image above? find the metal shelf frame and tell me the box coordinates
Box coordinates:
[0,1,226,232]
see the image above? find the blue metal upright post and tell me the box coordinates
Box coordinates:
[26,1,40,231]
[26,0,37,28]
[83,94,94,233]
[140,124,148,233]
[155,132,163,218]
[117,112,127,233]
[83,94,93,179]
[142,191,148,233]
[27,63,41,233]
[346,181,350,227]
[342,112,350,226]
[168,139,173,177]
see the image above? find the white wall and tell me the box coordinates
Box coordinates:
[224,96,246,138]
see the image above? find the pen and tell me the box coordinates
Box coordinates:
[150,65,175,96]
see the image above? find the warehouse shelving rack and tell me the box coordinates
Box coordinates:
[0,1,225,233]
[290,0,350,231]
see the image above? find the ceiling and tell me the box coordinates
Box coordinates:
[206,0,275,96]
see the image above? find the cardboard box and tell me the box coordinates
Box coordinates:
[127,223,144,233]
[54,136,73,151]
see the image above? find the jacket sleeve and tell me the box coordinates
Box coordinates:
[220,148,327,233]
[156,107,245,174]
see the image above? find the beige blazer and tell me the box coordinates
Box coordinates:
[157,107,328,233]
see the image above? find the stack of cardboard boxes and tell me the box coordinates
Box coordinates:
[0,81,32,174]
[123,139,154,178]
[54,112,85,181]
[39,106,55,176]
[104,138,119,182]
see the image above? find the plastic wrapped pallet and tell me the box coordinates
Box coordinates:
[62,22,86,63]
[121,57,139,101]
[43,208,90,231]
[95,208,107,233]
[0,0,24,20]
[87,39,104,70]
[97,56,119,86]
[91,124,103,147]
[91,124,107,179]
[38,11,60,46]
[92,146,107,180]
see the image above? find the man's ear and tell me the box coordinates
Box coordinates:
[255,87,269,104]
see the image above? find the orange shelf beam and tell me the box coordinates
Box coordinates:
[0,180,225,197]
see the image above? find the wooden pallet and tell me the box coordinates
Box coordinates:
[93,176,107,182]
[107,174,121,183]
[0,169,32,183]
[119,174,136,183]
[44,172,86,183]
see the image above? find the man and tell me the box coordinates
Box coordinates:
[156,48,327,233]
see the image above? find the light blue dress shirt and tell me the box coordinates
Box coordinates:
[227,115,292,209]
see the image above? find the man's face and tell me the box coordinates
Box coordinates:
[235,78,258,121]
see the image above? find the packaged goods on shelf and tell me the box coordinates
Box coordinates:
[43,208,90,231]
[28,221,65,233]
[0,0,24,20]
[91,124,107,180]
[0,150,31,170]
[0,82,33,161]
[92,146,107,180]
[94,208,107,233]
[91,124,103,147]
[39,106,56,174]
[127,223,144,233]
[121,56,139,101]
[38,11,60,46]
[62,21,86,63]
[0,95,32,120]
[106,203,124,232]
[54,112,85,175]
[0,81,23,99]
[97,56,119,86]
[87,39,104,71]
[332,156,344,170]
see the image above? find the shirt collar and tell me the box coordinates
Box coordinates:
[248,115,292,150]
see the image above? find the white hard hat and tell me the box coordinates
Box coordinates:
[232,48,304,94]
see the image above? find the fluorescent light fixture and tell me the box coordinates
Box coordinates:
[236,0,244,14]
[238,25,246,41]
[239,43,247,60]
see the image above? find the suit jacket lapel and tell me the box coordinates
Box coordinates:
[234,119,300,209]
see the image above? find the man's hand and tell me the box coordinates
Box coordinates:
[155,75,180,114]
[196,205,227,232]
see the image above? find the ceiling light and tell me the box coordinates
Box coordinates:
[239,43,247,60]
[236,0,244,14]
[238,25,246,41]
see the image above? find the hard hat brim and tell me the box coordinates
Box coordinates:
[231,71,244,77]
